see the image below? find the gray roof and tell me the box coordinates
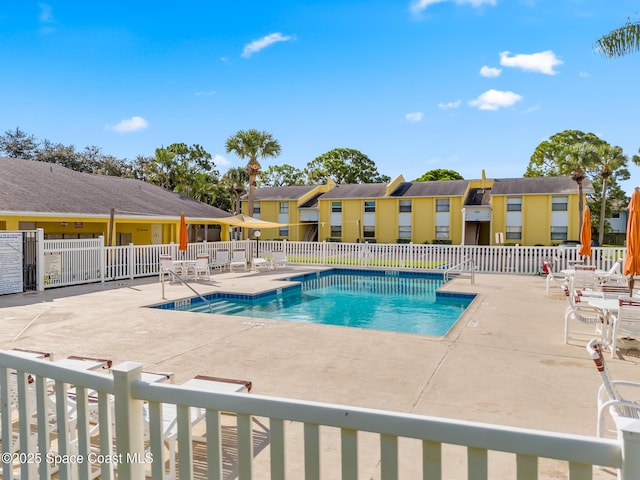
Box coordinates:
[317,183,391,199]
[396,180,470,197]
[0,157,231,219]
[491,176,594,195]
[249,185,317,201]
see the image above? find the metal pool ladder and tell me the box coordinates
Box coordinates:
[444,257,476,284]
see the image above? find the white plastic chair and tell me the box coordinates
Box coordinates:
[210,249,230,271]
[564,280,606,345]
[543,260,567,295]
[229,249,248,272]
[159,255,174,282]
[586,339,640,438]
[609,297,640,358]
[271,250,289,269]
[194,254,210,280]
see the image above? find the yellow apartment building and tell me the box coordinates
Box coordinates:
[244,174,593,246]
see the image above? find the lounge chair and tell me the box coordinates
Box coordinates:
[193,254,210,280]
[252,254,273,271]
[229,249,248,272]
[145,374,252,479]
[609,297,640,358]
[271,250,289,269]
[586,339,640,438]
[573,264,598,291]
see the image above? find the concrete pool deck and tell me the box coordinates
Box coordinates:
[1,267,639,478]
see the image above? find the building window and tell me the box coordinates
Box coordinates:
[399,200,412,213]
[435,226,449,238]
[506,197,522,211]
[363,226,375,238]
[551,226,568,241]
[279,202,289,214]
[364,201,376,213]
[506,226,522,240]
[279,227,289,237]
[331,202,342,213]
[552,196,568,211]
[436,199,450,212]
[398,226,411,239]
[253,202,261,214]
[331,225,342,237]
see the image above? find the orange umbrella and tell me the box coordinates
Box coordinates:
[578,207,592,258]
[178,213,188,252]
[624,188,640,292]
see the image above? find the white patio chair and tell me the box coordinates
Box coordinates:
[193,254,210,280]
[271,250,289,269]
[159,255,175,282]
[573,264,598,291]
[210,249,230,272]
[609,297,640,358]
[586,339,640,438]
[564,281,607,345]
[542,260,567,295]
[229,249,248,272]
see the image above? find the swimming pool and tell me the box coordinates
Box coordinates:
[152,269,475,336]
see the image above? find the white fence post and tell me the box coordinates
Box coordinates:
[36,228,45,291]
[618,419,640,479]
[99,235,106,284]
[128,243,136,280]
[112,361,146,479]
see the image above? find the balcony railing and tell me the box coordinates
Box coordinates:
[2,350,638,480]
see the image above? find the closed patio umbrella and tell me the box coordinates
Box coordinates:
[178,213,188,252]
[623,188,640,294]
[579,207,592,258]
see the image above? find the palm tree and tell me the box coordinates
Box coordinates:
[595,144,628,245]
[596,20,640,58]
[557,143,598,235]
[225,130,281,221]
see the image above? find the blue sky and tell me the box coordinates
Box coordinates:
[1,1,638,193]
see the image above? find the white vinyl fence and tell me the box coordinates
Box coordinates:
[39,236,626,290]
[2,350,638,480]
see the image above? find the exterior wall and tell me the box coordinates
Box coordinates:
[375,200,398,243]
[0,214,234,245]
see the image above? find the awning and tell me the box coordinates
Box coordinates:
[210,214,288,228]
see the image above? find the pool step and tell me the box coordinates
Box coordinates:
[188,299,245,315]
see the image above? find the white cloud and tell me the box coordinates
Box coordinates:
[480,65,502,77]
[410,0,496,14]
[499,50,563,75]
[468,89,522,110]
[405,112,424,122]
[437,100,461,109]
[213,154,231,167]
[579,71,589,78]
[195,90,216,96]
[241,33,294,58]
[107,116,149,133]
[38,3,54,23]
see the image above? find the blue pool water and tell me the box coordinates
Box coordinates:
[152,269,475,336]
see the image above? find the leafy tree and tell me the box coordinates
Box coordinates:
[36,139,82,170]
[225,129,281,218]
[147,147,177,190]
[413,169,464,181]
[558,142,599,234]
[525,129,630,241]
[596,19,640,58]
[306,148,390,184]
[220,167,249,214]
[260,164,306,187]
[594,144,628,245]
[0,127,39,160]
